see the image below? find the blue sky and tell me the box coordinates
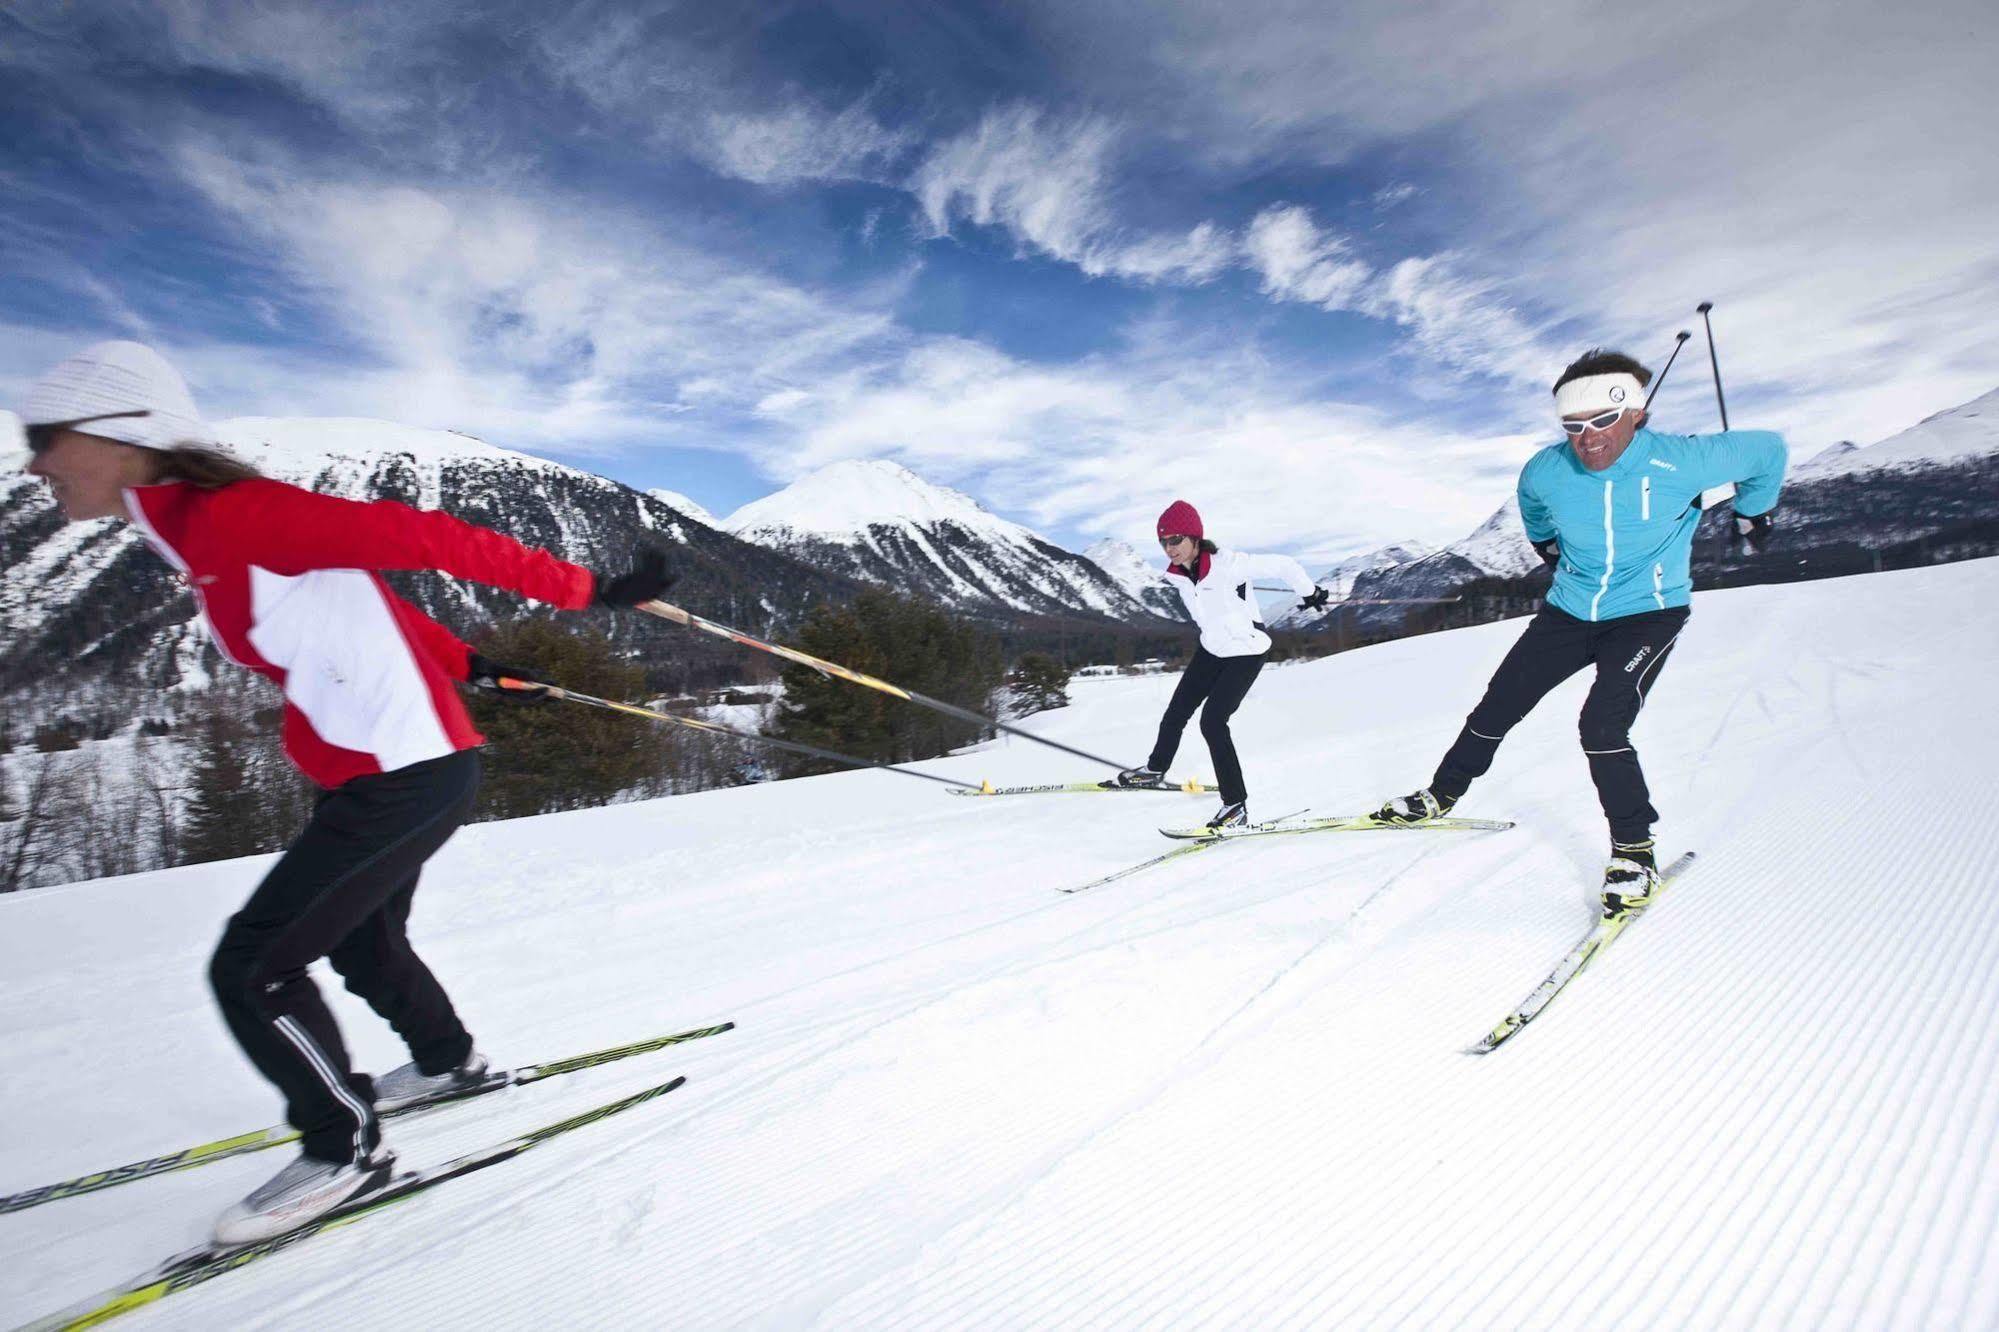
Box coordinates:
[3,0,1995,566]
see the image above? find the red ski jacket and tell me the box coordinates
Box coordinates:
[124,477,596,788]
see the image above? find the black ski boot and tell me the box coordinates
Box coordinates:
[1206,800,1249,831]
[1600,839,1663,917]
[1373,787,1454,825]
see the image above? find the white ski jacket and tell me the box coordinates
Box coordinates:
[1164,549,1317,658]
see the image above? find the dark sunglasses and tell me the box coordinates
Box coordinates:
[24,409,151,455]
[1159,533,1192,547]
[1560,408,1627,437]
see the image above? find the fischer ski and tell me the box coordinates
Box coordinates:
[1467,852,1698,1054]
[952,778,1213,797]
[20,1076,689,1332]
[1,1021,733,1216]
[1059,807,1315,895]
[1159,813,1516,840]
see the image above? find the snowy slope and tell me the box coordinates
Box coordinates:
[725,459,1172,623]
[4,560,1999,1329]
[1081,537,1188,621]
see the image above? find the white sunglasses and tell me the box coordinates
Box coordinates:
[1560,407,1628,437]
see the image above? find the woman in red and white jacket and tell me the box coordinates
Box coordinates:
[21,341,671,1244]
[1110,499,1326,829]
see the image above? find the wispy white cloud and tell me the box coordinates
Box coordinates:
[698,95,914,187]
[1242,205,1369,310]
[911,105,1237,284]
[1011,0,1999,444]
[165,135,907,452]
[747,322,1539,563]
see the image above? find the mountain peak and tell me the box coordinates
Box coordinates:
[646,488,718,528]
[214,417,566,474]
[724,457,1007,540]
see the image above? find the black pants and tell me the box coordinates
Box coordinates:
[1431,605,1689,844]
[209,749,481,1162]
[1148,648,1267,806]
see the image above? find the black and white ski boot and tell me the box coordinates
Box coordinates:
[1600,840,1663,917]
[1373,787,1454,825]
[213,1146,395,1245]
[372,1051,495,1113]
[1109,765,1166,789]
[1206,800,1249,831]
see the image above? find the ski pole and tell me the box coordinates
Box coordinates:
[1253,586,1462,605]
[1642,330,1692,411]
[1697,301,1729,429]
[505,677,987,791]
[634,599,1142,770]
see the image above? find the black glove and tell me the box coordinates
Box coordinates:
[1731,508,1776,555]
[1297,586,1331,612]
[466,654,552,704]
[1532,536,1561,568]
[594,547,675,609]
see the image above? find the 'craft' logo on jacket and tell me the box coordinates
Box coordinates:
[1648,458,1677,471]
[1624,645,1653,673]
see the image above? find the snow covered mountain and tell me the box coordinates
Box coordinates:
[1269,541,1433,629]
[1081,538,1188,621]
[1304,386,1999,635]
[4,559,1995,1328]
[645,488,719,528]
[724,459,1175,624]
[0,418,860,695]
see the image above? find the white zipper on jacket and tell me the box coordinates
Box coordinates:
[1590,479,1614,622]
[1653,561,1665,609]
[1641,474,1651,520]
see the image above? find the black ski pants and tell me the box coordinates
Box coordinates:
[1147,647,1267,806]
[1430,604,1689,845]
[208,749,481,1163]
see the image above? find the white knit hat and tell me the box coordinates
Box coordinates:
[20,340,210,451]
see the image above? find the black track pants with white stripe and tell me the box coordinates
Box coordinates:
[1430,604,1690,844]
[209,748,481,1163]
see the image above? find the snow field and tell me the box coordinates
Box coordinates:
[1,559,1996,1329]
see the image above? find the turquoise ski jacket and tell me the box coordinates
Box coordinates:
[1519,426,1787,622]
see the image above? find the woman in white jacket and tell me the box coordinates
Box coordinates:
[1113,500,1325,828]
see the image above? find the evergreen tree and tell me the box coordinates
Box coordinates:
[1007,652,1070,716]
[180,694,310,865]
[772,590,1001,772]
[469,619,664,819]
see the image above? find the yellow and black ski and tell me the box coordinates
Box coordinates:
[1158,813,1516,840]
[952,778,1213,797]
[1467,852,1698,1054]
[2,1021,732,1216]
[21,1076,690,1332]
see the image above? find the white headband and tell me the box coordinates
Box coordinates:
[1554,373,1646,419]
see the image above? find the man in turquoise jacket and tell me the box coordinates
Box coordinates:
[1377,348,1786,911]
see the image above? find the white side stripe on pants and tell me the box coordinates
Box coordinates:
[276,1014,374,1161]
